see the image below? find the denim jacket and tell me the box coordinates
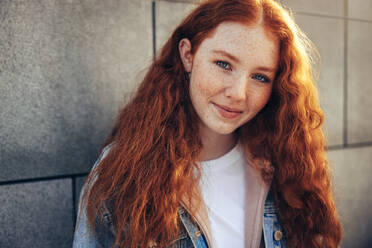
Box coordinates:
[73,146,288,248]
[73,189,287,248]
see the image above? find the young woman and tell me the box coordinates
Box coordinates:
[73,0,342,247]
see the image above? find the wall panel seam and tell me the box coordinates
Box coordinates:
[72,176,77,229]
[343,0,348,146]
[328,142,372,151]
[0,173,88,186]
[294,11,372,23]
[152,1,157,60]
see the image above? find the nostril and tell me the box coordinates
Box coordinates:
[224,85,247,101]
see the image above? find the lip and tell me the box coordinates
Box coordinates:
[212,102,243,119]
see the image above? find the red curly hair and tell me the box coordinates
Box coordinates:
[81,0,342,247]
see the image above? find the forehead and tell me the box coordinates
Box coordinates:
[196,22,279,67]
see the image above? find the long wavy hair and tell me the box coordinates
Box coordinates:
[81,0,342,247]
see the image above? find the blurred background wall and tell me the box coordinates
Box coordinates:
[0,0,371,247]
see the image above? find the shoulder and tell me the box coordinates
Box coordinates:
[92,143,115,170]
[73,143,117,247]
[80,142,115,198]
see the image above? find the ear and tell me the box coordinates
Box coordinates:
[178,38,193,72]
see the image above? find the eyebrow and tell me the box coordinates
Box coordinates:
[212,49,277,73]
[255,66,277,73]
[212,50,241,64]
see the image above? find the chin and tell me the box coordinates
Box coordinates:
[210,125,237,135]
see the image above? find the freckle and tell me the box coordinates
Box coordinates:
[200,86,214,95]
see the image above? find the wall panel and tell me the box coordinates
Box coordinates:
[0,0,153,181]
[328,147,372,247]
[295,14,344,146]
[0,179,73,247]
[347,21,372,144]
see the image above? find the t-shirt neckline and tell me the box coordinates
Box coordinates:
[199,142,243,170]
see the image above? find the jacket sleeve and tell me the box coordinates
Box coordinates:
[73,196,101,248]
[73,144,116,248]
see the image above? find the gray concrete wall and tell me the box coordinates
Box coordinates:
[1,0,371,247]
[0,0,152,247]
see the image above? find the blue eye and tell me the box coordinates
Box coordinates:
[252,74,270,83]
[215,61,232,71]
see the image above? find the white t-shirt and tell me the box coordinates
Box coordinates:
[199,143,266,248]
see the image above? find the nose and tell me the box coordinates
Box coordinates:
[224,73,248,101]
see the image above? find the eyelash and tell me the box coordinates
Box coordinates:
[214,60,232,71]
[251,74,271,83]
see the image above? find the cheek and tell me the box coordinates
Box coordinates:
[191,67,219,99]
[190,81,214,115]
[196,81,216,98]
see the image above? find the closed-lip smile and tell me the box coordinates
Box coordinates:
[213,103,243,113]
[212,102,243,119]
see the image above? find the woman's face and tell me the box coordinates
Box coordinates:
[179,21,279,138]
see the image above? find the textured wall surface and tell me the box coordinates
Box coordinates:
[0,0,152,182]
[347,20,372,144]
[328,147,372,247]
[0,0,152,247]
[1,0,371,247]
[294,14,344,146]
[0,179,73,247]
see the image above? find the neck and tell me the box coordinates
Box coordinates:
[198,125,238,162]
